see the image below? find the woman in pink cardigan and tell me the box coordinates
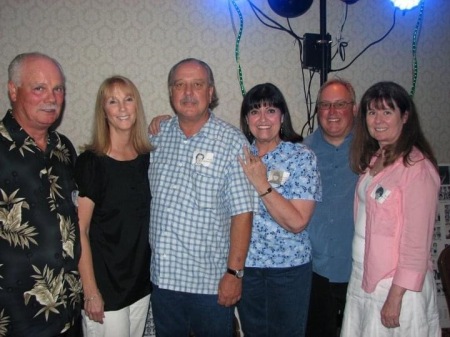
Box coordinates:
[341,81,440,337]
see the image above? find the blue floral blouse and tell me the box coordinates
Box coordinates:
[245,141,322,268]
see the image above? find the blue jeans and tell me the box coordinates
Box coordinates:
[237,262,312,337]
[151,284,234,337]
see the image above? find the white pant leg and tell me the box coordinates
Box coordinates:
[129,294,151,337]
[82,295,150,337]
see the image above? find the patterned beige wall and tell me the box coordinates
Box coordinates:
[0,0,449,161]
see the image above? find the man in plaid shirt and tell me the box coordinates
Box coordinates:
[148,58,255,337]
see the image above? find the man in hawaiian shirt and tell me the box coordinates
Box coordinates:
[0,52,82,337]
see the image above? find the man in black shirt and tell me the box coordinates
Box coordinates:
[0,52,81,337]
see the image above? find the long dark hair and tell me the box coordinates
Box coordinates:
[240,83,302,143]
[350,81,437,173]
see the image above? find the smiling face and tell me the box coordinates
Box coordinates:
[8,56,65,134]
[317,82,356,146]
[169,61,213,126]
[246,103,283,150]
[366,99,408,148]
[103,84,137,132]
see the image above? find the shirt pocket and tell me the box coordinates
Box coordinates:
[369,189,400,238]
[192,165,220,209]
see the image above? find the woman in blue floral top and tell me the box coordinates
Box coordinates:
[237,83,322,337]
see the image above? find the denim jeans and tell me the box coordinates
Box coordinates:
[151,284,234,337]
[237,262,312,337]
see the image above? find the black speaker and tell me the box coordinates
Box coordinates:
[302,33,331,71]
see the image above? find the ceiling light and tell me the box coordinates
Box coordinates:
[390,0,421,10]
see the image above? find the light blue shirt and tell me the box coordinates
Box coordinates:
[148,113,255,294]
[304,127,358,283]
[245,141,322,268]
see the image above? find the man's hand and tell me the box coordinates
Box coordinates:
[217,273,242,307]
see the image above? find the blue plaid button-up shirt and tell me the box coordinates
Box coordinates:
[149,112,256,294]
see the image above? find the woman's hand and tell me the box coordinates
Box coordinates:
[148,114,171,135]
[84,292,105,324]
[380,284,406,328]
[238,146,270,194]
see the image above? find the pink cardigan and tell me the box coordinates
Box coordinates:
[355,147,440,293]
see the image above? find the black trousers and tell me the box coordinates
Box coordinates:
[306,272,348,337]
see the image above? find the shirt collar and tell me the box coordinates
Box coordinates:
[318,126,354,147]
[168,110,216,139]
[2,109,60,153]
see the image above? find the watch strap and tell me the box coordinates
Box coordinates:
[226,267,244,278]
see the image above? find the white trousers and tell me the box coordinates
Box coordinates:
[82,294,150,337]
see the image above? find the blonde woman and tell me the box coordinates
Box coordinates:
[75,76,153,337]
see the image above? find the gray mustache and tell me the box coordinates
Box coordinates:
[180,97,198,104]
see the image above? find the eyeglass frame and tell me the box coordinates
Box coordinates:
[317,100,354,110]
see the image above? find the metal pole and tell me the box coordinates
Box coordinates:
[320,0,328,85]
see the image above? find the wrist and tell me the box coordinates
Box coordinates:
[259,186,273,197]
[84,291,102,302]
[226,267,244,279]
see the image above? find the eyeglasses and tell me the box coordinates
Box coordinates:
[317,101,354,110]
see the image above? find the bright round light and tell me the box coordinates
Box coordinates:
[390,0,421,10]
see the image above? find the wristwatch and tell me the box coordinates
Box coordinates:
[227,267,244,279]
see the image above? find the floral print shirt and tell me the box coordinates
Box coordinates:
[245,141,322,268]
[0,110,82,337]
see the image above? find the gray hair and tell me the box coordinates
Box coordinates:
[167,58,219,110]
[8,52,65,86]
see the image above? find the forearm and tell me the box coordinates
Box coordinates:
[78,232,100,297]
[258,187,315,233]
[217,212,252,306]
[77,196,99,297]
[227,212,252,270]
